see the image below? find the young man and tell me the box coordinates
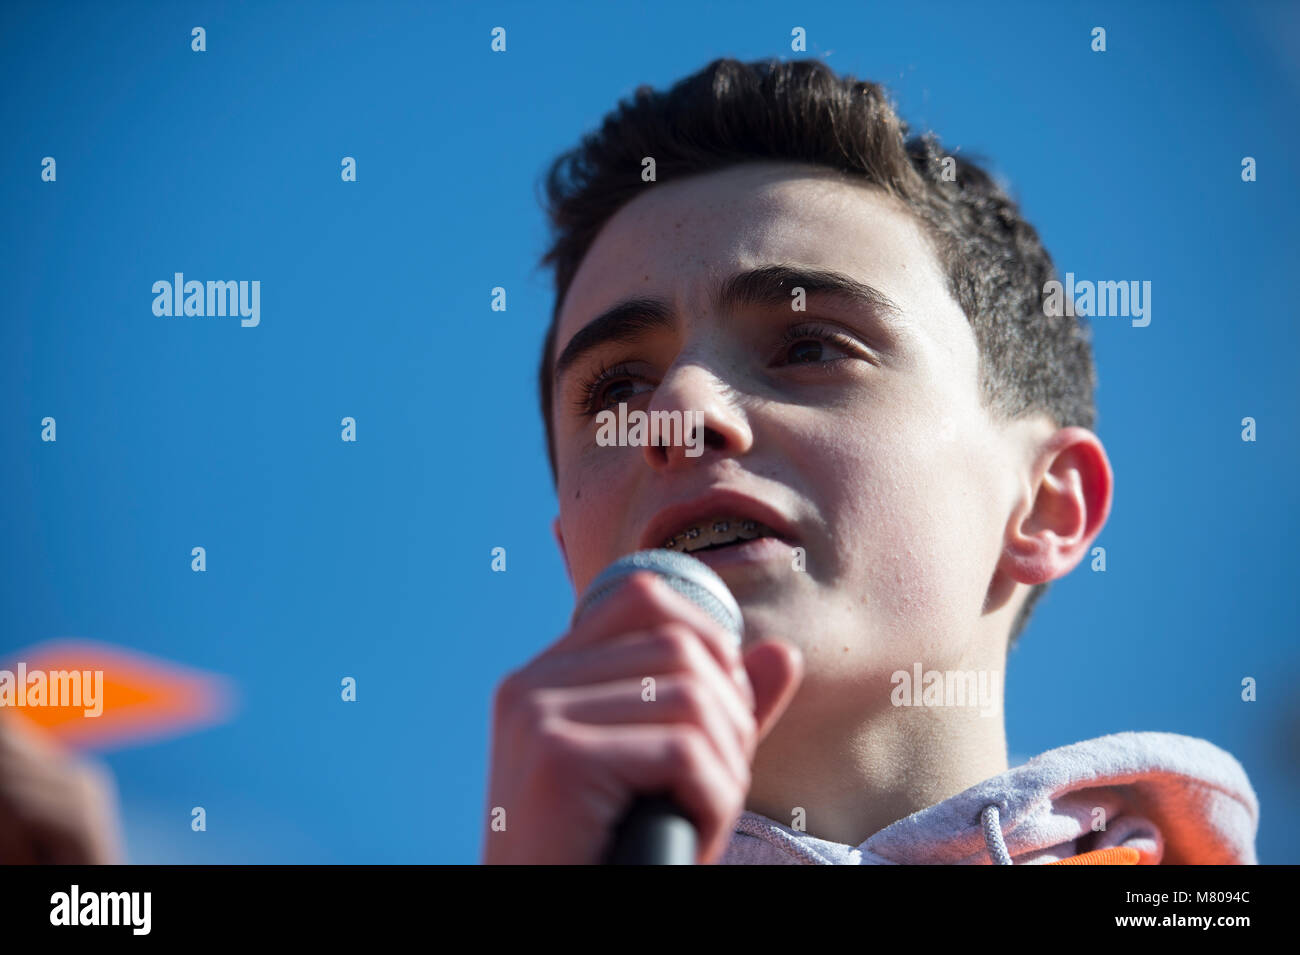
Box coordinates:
[483,58,1258,864]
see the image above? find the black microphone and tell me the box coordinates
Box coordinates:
[572,549,744,865]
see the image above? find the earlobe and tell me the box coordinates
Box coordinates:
[1000,427,1113,586]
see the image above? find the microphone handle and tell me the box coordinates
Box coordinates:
[603,793,697,864]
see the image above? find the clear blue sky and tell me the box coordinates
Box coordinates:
[3,0,1297,863]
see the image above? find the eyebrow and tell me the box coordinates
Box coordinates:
[552,263,903,384]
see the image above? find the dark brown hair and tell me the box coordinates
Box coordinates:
[534,57,1096,648]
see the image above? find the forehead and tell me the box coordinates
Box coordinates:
[555,161,952,347]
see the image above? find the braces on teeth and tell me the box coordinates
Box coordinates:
[663,517,769,552]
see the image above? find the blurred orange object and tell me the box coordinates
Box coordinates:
[0,640,233,751]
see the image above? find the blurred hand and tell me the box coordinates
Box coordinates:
[0,715,124,864]
[483,572,803,864]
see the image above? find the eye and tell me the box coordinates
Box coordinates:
[598,377,642,406]
[573,361,654,416]
[772,324,864,367]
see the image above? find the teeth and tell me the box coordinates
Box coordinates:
[662,515,778,553]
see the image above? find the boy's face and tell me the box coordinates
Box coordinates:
[549,161,1049,705]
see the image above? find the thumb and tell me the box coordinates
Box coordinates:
[742,639,804,741]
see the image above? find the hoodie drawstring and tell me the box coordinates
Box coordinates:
[980,804,1013,865]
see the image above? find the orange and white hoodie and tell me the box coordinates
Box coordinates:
[722,732,1258,864]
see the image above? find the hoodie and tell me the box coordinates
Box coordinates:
[721,731,1259,865]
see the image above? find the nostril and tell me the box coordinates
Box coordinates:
[700,426,727,451]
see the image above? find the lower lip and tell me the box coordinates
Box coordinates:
[673,535,794,570]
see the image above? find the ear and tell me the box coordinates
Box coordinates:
[552,515,572,584]
[999,426,1113,586]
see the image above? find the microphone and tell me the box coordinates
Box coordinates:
[573,549,744,865]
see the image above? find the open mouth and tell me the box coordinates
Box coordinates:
[662,516,782,554]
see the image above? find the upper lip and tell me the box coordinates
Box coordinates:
[639,488,800,551]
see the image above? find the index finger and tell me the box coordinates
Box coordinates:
[553,571,743,674]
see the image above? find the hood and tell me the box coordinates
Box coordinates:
[721,731,1259,865]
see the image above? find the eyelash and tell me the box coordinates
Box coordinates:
[572,324,866,417]
[773,323,863,365]
[573,359,642,417]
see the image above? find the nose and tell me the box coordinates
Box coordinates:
[641,360,753,471]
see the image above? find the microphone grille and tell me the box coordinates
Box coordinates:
[574,549,743,644]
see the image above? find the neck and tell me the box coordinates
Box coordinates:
[745,678,1009,847]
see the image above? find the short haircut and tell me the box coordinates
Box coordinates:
[535,57,1097,648]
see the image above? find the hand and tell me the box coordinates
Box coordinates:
[0,716,124,864]
[483,572,803,864]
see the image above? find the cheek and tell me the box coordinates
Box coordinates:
[800,412,993,636]
[556,443,639,593]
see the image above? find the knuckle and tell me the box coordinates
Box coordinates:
[533,716,576,767]
[666,726,708,773]
[673,676,711,725]
[513,688,549,729]
[616,572,662,609]
[648,624,695,669]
